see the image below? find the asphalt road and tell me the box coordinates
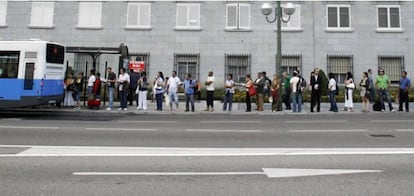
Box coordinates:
[1,111,414,195]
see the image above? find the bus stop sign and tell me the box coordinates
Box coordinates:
[129,61,145,72]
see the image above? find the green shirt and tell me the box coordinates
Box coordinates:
[284,76,291,90]
[375,75,389,89]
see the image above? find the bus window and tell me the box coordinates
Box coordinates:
[46,44,64,64]
[24,63,35,90]
[0,51,20,78]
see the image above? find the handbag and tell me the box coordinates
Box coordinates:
[248,85,256,96]
[346,82,355,89]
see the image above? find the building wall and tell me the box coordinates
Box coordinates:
[0,1,413,86]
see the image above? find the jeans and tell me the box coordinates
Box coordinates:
[292,92,302,112]
[206,91,214,108]
[245,91,251,111]
[399,90,409,112]
[329,90,338,112]
[223,93,233,111]
[119,90,128,109]
[185,94,195,111]
[378,89,393,111]
[169,91,179,107]
[156,93,163,111]
[283,88,291,109]
[311,90,321,112]
[108,87,114,108]
[369,87,376,103]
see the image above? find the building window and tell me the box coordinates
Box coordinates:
[281,54,302,74]
[225,3,251,31]
[29,2,54,28]
[0,0,7,27]
[377,5,402,32]
[225,54,251,83]
[326,5,351,31]
[327,55,353,84]
[126,3,151,29]
[281,4,301,31]
[378,55,404,84]
[77,2,102,29]
[174,54,200,81]
[175,3,201,30]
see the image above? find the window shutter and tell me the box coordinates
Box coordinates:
[339,7,349,27]
[188,4,199,27]
[226,4,237,28]
[0,1,6,26]
[327,7,338,28]
[138,3,151,27]
[239,4,250,28]
[389,8,400,28]
[78,2,102,27]
[127,3,139,26]
[30,2,43,26]
[176,4,187,27]
[378,7,388,28]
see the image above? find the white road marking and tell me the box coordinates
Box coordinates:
[1,145,414,157]
[0,126,60,130]
[371,120,414,123]
[285,120,347,124]
[118,120,177,124]
[0,118,22,121]
[85,128,157,131]
[73,168,382,178]
[186,129,262,133]
[289,129,368,133]
[200,121,261,124]
[396,129,414,132]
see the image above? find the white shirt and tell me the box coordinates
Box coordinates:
[225,79,235,94]
[167,76,181,93]
[206,76,215,91]
[87,75,96,87]
[290,76,300,93]
[118,73,130,91]
[328,78,336,91]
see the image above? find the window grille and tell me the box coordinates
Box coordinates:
[327,55,353,83]
[225,54,251,83]
[174,53,200,81]
[378,55,404,83]
[281,54,302,75]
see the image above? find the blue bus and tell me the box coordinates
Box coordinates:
[0,40,65,109]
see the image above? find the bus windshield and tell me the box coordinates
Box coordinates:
[46,43,64,64]
[0,51,20,78]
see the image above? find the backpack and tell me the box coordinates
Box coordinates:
[191,80,198,92]
[296,77,306,93]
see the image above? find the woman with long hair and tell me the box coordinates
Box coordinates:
[270,73,280,112]
[328,72,338,112]
[344,72,354,112]
[155,71,165,111]
[244,74,253,112]
[360,72,370,112]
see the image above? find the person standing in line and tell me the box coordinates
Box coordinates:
[344,72,355,112]
[223,74,235,112]
[106,67,117,110]
[359,72,370,112]
[117,68,130,111]
[262,71,271,97]
[310,68,322,112]
[128,70,140,106]
[73,72,84,110]
[368,69,376,103]
[282,72,291,110]
[398,71,411,112]
[154,72,165,111]
[93,72,102,100]
[244,74,253,112]
[166,71,181,111]
[375,69,395,112]
[183,73,196,112]
[204,71,215,112]
[63,73,75,107]
[270,73,281,112]
[290,71,302,113]
[137,71,148,110]
[255,72,265,111]
[328,73,338,112]
[87,69,96,99]
[194,79,202,102]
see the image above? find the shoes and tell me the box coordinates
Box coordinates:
[118,108,122,111]
[203,109,209,111]
[381,109,385,112]
[398,109,404,112]
[106,107,112,111]
[123,108,128,111]
[185,110,189,112]
[391,109,396,113]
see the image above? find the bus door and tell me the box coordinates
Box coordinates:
[21,62,36,96]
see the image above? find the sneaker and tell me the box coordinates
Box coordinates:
[75,107,80,111]
[106,107,112,111]
[381,109,385,112]
[391,109,396,113]
[118,108,122,111]
[123,108,128,111]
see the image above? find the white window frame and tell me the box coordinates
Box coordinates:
[175,3,201,31]
[0,0,7,27]
[76,2,103,30]
[225,3,251,31]
[376,5,403,33]
[281,4,302,32]
[325,5,353,32]
[125,3,152,30]
[28,2,55,29]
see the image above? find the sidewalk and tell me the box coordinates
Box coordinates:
[58,100,412,115]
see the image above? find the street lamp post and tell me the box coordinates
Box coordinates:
[261,2,295,111]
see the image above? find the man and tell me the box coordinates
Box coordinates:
[183,73,196,112]
[87,69,96,99]
[255,72,265,111]
[128,70,140,106]
[117,68,130,111]
[290,71,302,113]
[310,68,322,112]
[368,69,376,103]
[204,71,215,112]
[106,67,117,110]
[167,71,181,111]
[375,69,395,112]
[398,71,411,112]
[262,71,272,97]
[282,72,291,110]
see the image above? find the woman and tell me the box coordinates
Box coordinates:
[270,73,280,112]
[73,72,84,110]
[328,73,338,112]
[63,74,75,107]
[244,74,253,112]
[344,72,354,112]
[137,72,148,110]
[359,72,370,112]
[155,72,165,111]
[223,74,235,112]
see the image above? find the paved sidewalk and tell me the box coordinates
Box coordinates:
[56,100,412,115]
